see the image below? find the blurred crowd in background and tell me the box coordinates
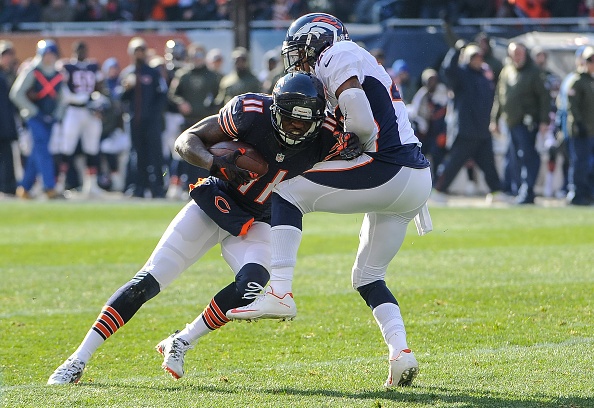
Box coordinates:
[0,12,593,205]
[1,0,594,29]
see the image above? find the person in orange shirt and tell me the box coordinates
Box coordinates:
[508,0,551,18]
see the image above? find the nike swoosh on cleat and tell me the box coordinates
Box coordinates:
[228,308,257,313]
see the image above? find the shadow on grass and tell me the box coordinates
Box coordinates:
[79,382,592,408]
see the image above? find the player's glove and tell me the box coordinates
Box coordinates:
[209,150,252,185]
[330,131,363,160]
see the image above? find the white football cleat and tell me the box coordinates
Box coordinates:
[385,349,419,388]
[226,286,297,321]
[155,332,193,380]
[47,358,86,385]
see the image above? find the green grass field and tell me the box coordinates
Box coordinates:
[1,200,593,407]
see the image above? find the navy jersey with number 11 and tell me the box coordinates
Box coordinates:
[216,93,339,222]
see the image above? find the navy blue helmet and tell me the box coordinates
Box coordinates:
[281,13,349,73]
[271,72,326,149]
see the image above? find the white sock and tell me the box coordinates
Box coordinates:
[372,303,409,359]
[176,299,228,344]
[269,225,302,295]
[176,317,211,345]
[71,330,105,364]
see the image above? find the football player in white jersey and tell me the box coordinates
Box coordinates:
[58,41,103,196]
[227,13,433,388]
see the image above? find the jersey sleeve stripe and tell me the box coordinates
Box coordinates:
[219,110,238,138]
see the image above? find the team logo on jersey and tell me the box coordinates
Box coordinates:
[275,153,285,162]
[214,195,231,213]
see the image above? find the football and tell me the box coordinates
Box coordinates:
[209,140,269,178]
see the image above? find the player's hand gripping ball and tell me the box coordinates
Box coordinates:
[209,141,269,184]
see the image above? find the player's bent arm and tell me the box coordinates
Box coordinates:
[174,115,231,170]
[9,69,38,119]
[335,76,375,145]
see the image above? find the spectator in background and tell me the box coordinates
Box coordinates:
[214,47,261,108]
[260,48,284,94]
[0,40,18,197]
[151,0,181,21]
[565,46,594,206]
[120,37,168,198]
[475,32,503,81]
[496,0,517,17]
[162,39,189,196]
[73,0,105,22]
[262,63,284,94]
[10,39,63,200]
[271,0,308,21]
[420,0,451,19]
[104,0,123,20]
[102,57,123,100]
[97,57,128,193]
[57,41,103,197]
[258,49,280,84]
[531,46,562,198]
[206,48,224,80]
[547,0,581,17]
[509,0,550,18]
[491,41,550,204]
[0,0,41,30]
[214,0,230,20]
[434,41,503,204]
[389,59,414,103]
[458,0,497,18]
[555,47,586,199]
[41,0,74,22]
[166,42,219,199]
[408,68,448,181]
[182,0,215,20]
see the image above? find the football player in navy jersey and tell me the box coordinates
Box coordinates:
[57,41,103,196]
[227,13,433,388]
[47,72,361,384]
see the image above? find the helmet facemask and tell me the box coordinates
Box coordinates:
[281,42,317,74]
[271,104,322,148]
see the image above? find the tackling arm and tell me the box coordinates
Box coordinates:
[335,76,376,146]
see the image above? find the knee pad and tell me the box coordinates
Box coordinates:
[106,271,161,322]
[235,263,270,295]
[356,280,398,309]
[212,264,270,313]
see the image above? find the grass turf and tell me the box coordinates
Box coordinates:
[1,201,593,407]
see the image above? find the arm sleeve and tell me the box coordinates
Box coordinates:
[337,87,376,144]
